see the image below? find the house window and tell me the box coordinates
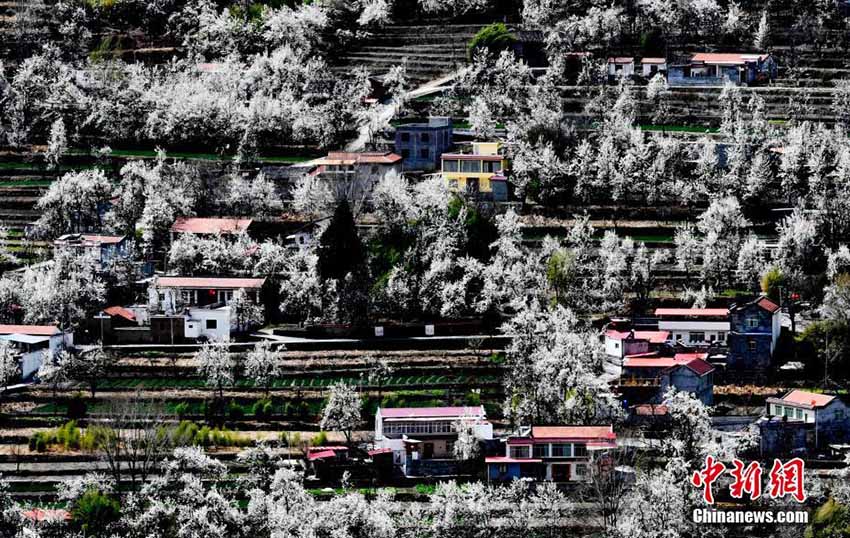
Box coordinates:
[709,334,716,342]
[443,160,459,172]
[573,444,588,458]
[400,132,410,142]
[498,464,507,474]
[747,317,759,328]
[206,319,217,330]
[575,464,588,476]
[748,339,757,352]
[773,405,782,416]
[460,160,482,173]
[420,148,429,159]
[796,408,804,420]
[446,440,454,455]
[614,342,620,349]
[690,332,705,343]
[551,443,571,458]
[218,290,233,303]
[509,446,530,459]
[483,160,501,173]
[420,132,430,143]
[533,444,548,458]
[783,407,794,418]
[717,332,726,342]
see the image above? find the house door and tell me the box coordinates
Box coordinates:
[423,443,434,459]
[552,464,571,482]
[466,178,479,195]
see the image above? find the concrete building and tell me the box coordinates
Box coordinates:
[607,57,634,80]
[184,305,232,341]
[667,52,777,86]
[727,296,781,375]
[486,426,616,482]
[151,276,265,314]
[604,329,669,359]
[640,57,667,77]
[654,307,730,346]
[394,117,453,171]
[759,390,850,454]
[374,406,493,476]
[0,325,69,381]
[441,142,510,201]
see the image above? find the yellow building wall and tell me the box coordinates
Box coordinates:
[442,158,509,193]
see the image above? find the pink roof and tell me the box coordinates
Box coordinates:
[0,324,60,336]
[623,356,714,376]
[755,296,780,313]
[157,277,266,289]
[308,446,348,451]
[654,308,728,317]
[307,450,338,461]
[22,509,71,522]
[379,406,486,419]
[641,57,666,64]
[608,57,633,64]
[674,352,708,361]
[606,330,669,344]
[324,151,402,164]
[691,52,768,65]
[486,456,543,463]
[368,448,393,456]
[780,390,835,408]
[81,234,124,245]
[103,306,136,322]
[530,426,616,441]
[171,217,253,235]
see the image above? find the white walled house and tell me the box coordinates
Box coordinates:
[184,306,231,342]
[374,406,493,475]
[641,57,667,77]
[604,330,669,359]
[151,276,266,314]
[654,308,730,346]
[765,390,848,425]
[607,57,634,79]
[0,325,69,380]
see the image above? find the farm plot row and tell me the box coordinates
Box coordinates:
[70,373,500,391]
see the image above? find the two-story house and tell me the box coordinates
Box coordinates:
[759,390,850,454]
[620,353,715,405]
[726,295,781,375]
[394,117,453,171]
[374,406,493,476]
[441,142,510,201]
[486,426,617,482]
[655,307,730,346]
